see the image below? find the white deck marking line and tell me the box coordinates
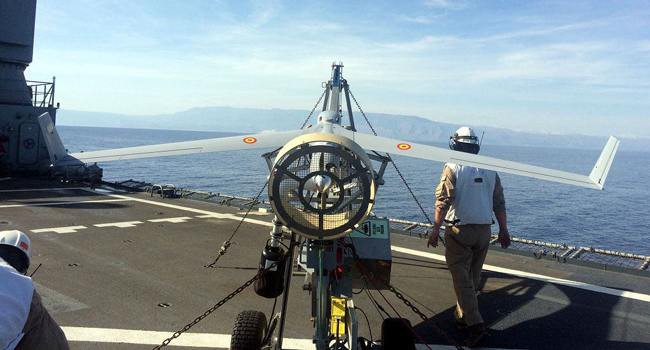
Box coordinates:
[94,221,143,228]
[31,226,87,234]
[61,327,314,349]
[97,192,274,227]
[0,187,87,192]
[391,246,650,304]
[196,213,273,227]
[0,198,134,208]
[148,216,192,223]
[61,327,512,350]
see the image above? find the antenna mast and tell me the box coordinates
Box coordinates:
[320,62,356,131]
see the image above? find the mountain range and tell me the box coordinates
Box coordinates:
[55,107,649,152]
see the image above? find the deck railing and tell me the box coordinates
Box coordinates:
[26,77,56,107]
[107,179,650,272]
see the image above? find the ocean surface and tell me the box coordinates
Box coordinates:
[58,126,649,255]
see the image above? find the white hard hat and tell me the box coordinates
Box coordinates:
[0,230,32,265]
[449,126,481,154]
[453,127,479,144]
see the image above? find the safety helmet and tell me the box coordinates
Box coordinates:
[0,230,31,274]
[449,126,480,154]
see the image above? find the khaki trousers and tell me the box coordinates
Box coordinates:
[444,224,491,326]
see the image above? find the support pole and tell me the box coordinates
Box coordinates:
[314,241,329,350]
[343,82,356,131]
[322,83,331,112]
[275,232,297,350]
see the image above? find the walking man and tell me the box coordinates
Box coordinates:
[427,127,511,347]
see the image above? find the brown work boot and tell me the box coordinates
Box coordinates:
[464,323,487,348]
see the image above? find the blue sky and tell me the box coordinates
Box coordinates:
[29,0,650,137]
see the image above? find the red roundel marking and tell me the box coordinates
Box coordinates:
[243,137,257,144]
[396,143,412,151]
[19,242,29,250]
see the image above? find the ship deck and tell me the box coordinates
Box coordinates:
[1,179,649,350]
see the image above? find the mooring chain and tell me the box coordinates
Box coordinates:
[153,263,276,349]
[300,89,327,130]
[348,88,435,228]
[204,182,268,268]
[387,285,464,350]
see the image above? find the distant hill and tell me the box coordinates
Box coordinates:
[55,106,649,152]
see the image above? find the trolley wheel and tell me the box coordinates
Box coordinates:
[381,318,416,350]
[230,310,268,350]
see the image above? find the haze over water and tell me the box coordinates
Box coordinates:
[59,126,649,255]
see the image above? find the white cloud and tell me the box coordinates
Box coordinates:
[397,15,437,24]
[384,20,607,53]
[423,0,466,10]
[468,42,615,83]
[382,35,458,51]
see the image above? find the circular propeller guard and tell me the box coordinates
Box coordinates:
[269,133,375,240]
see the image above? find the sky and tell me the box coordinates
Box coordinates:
[28,0,650,138]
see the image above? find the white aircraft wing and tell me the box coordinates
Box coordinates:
[332,125,619,190]
[61,130,305,165]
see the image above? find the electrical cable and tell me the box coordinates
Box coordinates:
[355,306,373,342]
[268,295,278,329]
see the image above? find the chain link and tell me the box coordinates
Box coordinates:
[153,263,276,349]
[300,89,327,130]
[387,285,464,350]
[204,182,268,268]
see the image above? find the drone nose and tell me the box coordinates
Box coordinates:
[314,174,333,192]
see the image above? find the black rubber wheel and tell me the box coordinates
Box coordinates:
[230,310,268,350]
[381,318,416,350]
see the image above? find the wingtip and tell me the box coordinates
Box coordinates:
[588,136,620,190]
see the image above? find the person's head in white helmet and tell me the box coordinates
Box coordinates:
[449,126,480,154]
[0,230,31,274]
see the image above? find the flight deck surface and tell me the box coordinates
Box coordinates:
[1,179,649,350]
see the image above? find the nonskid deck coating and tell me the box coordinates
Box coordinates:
[1,180,649,350]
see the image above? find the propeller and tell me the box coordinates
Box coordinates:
[268,133,376,240]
